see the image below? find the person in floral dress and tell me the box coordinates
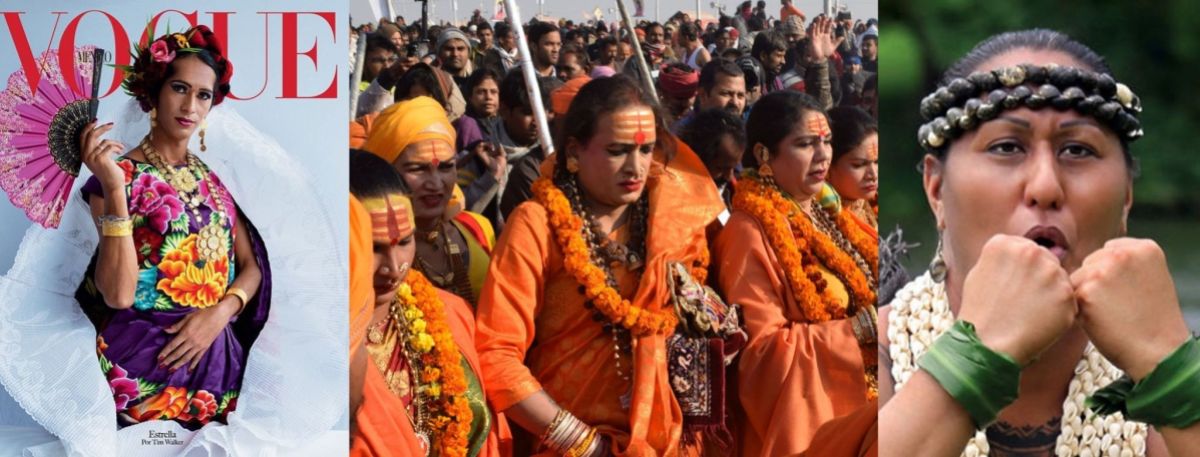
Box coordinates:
[75,24,269,430]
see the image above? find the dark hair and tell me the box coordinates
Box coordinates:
[350,149,410,199]
[476,21,493,33]
[935,29,1133,171]
[555,74,674,174]
[528,21,559,44]
[744,90,826,168]
[395,63,447,107]
[751,31,788,61]
[941,29,1110,86]
[499,69,553,112]
[560,43,590,66]
[679,23,699,41]
[828,106,877,162]
[598,36,618,50]
[681,108,747,167]
[699,59,745,93]
[494,22,513,39]
[366,33,399,55]
[128,26,232,111]
[464,67,502,117]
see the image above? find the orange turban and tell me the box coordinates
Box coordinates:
[362,96,456,164]
[551,76,591,116]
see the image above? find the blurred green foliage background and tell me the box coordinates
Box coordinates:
[878,0,1200,311]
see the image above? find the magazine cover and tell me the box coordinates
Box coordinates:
[0,2,348,455]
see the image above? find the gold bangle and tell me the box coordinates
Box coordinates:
[540,409,568,445]
[565,427,597,457]
[224,286,249,315]
[99,218,133,237]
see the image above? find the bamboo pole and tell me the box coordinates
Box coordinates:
[502,0,556,155]
[349,31,368,117]
[615,0,658,100]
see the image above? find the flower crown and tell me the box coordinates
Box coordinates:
[116,24,234,112]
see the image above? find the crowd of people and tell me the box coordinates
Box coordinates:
[348,3,881,456]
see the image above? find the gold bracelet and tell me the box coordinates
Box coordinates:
[565,427,597,457]
[540,409,570,449]
[224,286,249,315]
[98,216,133,237]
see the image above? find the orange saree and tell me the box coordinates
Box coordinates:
[714,210,871,456]
[474,141,724,456]
[349,199,509,457]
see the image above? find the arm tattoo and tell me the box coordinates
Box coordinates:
[986,416,1061,457]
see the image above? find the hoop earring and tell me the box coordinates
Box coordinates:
[199,120,207,152]
[929,234,947,283]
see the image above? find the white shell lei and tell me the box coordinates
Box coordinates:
[886,272,1149,457]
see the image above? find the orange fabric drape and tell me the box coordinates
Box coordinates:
[714,210,870,456]
[475,139,723,456]
[798,400,878,457]
[350,113,377,150]
[350,198,509,457]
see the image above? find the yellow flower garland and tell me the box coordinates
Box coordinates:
[396,271,473,457]
[532,176,689,337]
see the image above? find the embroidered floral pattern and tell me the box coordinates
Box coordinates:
[92,158,241,428]
[156,233,229,308]
[129,173,185,234]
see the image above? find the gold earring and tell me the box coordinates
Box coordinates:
[566,156,580,173]
[199,120,207,152]
[755,145,774,180]
[149,108,157,141]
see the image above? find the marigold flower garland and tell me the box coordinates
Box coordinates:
[733,176,878,399]
[393,271,473,457]
[532,176,682,337]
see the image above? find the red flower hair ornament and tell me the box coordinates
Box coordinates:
[117,24,233,112]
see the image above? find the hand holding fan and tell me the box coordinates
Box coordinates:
[0,47,106,228]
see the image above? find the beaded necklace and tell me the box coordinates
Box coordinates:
[887,272,1149,457]
[139,136,229,263]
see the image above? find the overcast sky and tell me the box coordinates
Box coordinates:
[372,0,877,25]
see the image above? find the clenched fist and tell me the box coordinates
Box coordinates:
[1070,238,1191,381]
[959,234,1078,365]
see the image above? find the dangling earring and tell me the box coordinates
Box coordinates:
[929,234,947,283]
[149,108,157,141]
[755,145,774,184]
[199,120,207,152]
[566,156,580,173]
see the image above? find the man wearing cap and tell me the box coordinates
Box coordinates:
[860,31,878,72]
[436,27,474,94]
[657,62,699,126]
[840,55,871,105]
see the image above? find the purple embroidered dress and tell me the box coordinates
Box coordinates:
[79,156,270,430]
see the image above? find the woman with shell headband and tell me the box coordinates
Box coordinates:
[879,30,1200,456]
[73,25,269,430]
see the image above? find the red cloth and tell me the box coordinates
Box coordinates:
[658,64,699,99]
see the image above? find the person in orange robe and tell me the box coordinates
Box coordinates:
[714,91,877,456]
[348,150,508,457]
[474,75,724,456]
